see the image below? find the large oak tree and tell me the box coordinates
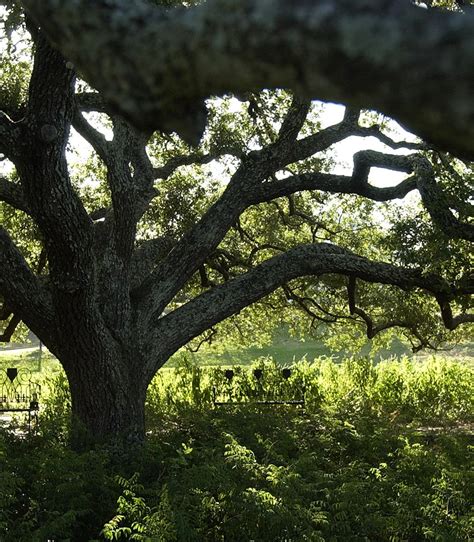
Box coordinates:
[0,0,473,443]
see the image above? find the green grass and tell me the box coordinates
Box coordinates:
[165,336,474,368]
[1,336,473,374]
[0,349,61,373]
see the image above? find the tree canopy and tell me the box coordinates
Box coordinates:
[0,0,472,441]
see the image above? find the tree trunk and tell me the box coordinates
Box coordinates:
[62,354,149,449]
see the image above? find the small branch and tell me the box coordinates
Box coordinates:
[153,149,241,180]
[347,276,415,340]
[0,111,21,159]
[185,327,217,353]
[283,284,340,325]
[276,95,311,144]
[0,176,30,214]
[437,294,474,330]
[199,265,215,288]
[354,124,428,151]
[0,314,21,343]
[72,107,111,164]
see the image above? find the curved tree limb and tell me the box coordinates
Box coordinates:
[413,157,474,241]
[148,242,468,373]
[20,0,474,159]
[250,169,417,205]
[436,293,474,330]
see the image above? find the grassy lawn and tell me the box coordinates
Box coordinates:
[1,336,473,373]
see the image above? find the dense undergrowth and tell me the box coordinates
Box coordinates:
[0,356,473,541]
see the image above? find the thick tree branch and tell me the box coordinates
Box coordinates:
[0,227,55,343]
[251,170,417,205]
[279,114,359,168]
[15,32,95,292]
[107,118,157,258]
[130,236,176,290]
[20,0,474,158]
[83,117,159,334]
[0,247,48,343]
[75,92,109,114]
[132,172,250,319]
[148,242,466,372]
[436,294,474,330]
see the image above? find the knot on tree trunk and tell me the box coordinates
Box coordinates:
[40,123,58,143]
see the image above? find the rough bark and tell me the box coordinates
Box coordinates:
[20,0,474,159]
[64,349,148,446]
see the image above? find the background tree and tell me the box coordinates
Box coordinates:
[0,0,472,444]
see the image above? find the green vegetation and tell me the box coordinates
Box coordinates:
[2,333,473,371]
[1,356,472,541]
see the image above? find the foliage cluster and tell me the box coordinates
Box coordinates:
[146,356,473,424]
[0,356,472,541]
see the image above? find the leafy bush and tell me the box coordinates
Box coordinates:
[146,356,473,426]
[0,356,472,540]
